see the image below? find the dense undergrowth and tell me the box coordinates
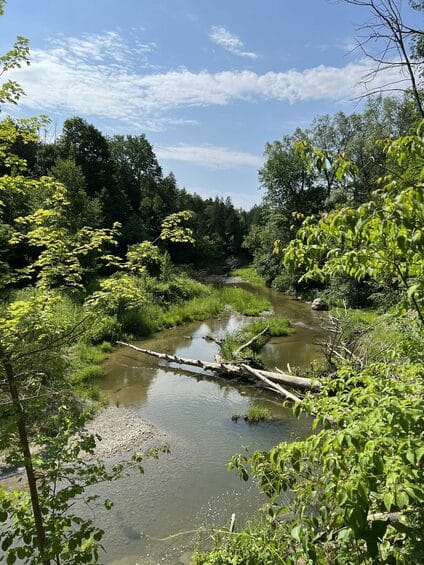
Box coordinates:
[194,311,424,564]
[59,272,272,399]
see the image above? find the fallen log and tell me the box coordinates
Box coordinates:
[241,364,301,403]
[202,335,223,346]
[117,341,321,393]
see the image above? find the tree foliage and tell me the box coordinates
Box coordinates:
[197,121,424,565]
[284,121,424,323]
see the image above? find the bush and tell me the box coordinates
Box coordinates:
[86,314,120,344]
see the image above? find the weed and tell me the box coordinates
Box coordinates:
[244,404,271,423]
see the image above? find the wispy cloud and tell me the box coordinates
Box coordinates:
[8,31,404,131]
[209,26,257,59]
[155,144,262,169]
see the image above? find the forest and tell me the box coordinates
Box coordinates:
[0,0,423,563]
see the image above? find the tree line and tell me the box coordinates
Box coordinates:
[245,92,422,307]
[5,116,249,269]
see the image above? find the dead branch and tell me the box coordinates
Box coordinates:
[116,341,321,393]
[240,364,302,403]
[233,325,269,358]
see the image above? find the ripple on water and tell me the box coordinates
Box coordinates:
[97,284,325,563]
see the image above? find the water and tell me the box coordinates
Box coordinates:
[94,282,327,564]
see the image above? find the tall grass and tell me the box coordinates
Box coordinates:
[219,287,269,316]
[221,317,293,360]
[68,341,112,400]
[119,287,272,337]
[229,266,266,286]
[249,317,293,337]
[244,404,271,423]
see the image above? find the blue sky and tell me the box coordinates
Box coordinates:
[1,0,417,208]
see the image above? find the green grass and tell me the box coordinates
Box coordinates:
[119,287,272,337]
[219,287,270,316]
[229,266,266,286]
[249,317,293,337]
[244,404,271,423]
[221,317,293,360]
[68,342,112,400]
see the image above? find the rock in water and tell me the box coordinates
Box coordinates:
[311,297,329,311]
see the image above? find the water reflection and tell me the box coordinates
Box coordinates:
[97,284,326,563]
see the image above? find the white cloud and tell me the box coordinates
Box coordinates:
[209,26,257,59]
[155,144,262,169]
[8,31,406,131]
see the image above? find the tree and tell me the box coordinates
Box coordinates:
[195,124,424,565]
[0,115,193,562]
[59,117,113,198]
[343,0,424,117]
[108,134,162,212]
[0,9,175,561]
[284,120,424,324]
[49,158,102,231]
[0,1,29,107]
[0,114,125,563]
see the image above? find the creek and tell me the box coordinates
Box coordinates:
[94,280,327,564]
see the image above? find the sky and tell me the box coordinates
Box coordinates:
[0,0,420,209]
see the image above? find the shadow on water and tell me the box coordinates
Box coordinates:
[94,282,327,564]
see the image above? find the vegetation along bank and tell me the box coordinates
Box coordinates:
[0,0,423,562]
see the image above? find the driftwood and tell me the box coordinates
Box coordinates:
[202,335,223,346]
[240,364,301,403]
[117,342,321,397]
[233,325,269,358]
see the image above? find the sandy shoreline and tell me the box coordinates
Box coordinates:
[0,406,164,484]
[82,405,163,459]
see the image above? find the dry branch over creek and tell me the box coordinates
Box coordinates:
[116,340,321,402]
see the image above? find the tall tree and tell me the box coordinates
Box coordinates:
[59,117,113,198]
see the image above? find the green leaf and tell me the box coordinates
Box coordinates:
[396,491,409,508]
[291,524,301,543]
[383,492,394,512]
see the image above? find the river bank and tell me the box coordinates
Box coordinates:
[0,406,163,487]
[82,405,163,459]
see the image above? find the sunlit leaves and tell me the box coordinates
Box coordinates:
[159,210,194,243]
[284,122,424,322]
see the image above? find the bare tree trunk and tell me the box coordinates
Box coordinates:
[2,356,50,565]
[117,341,321,393]
[240,364,302,403]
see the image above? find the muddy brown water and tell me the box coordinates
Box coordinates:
[84,281,328,564]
